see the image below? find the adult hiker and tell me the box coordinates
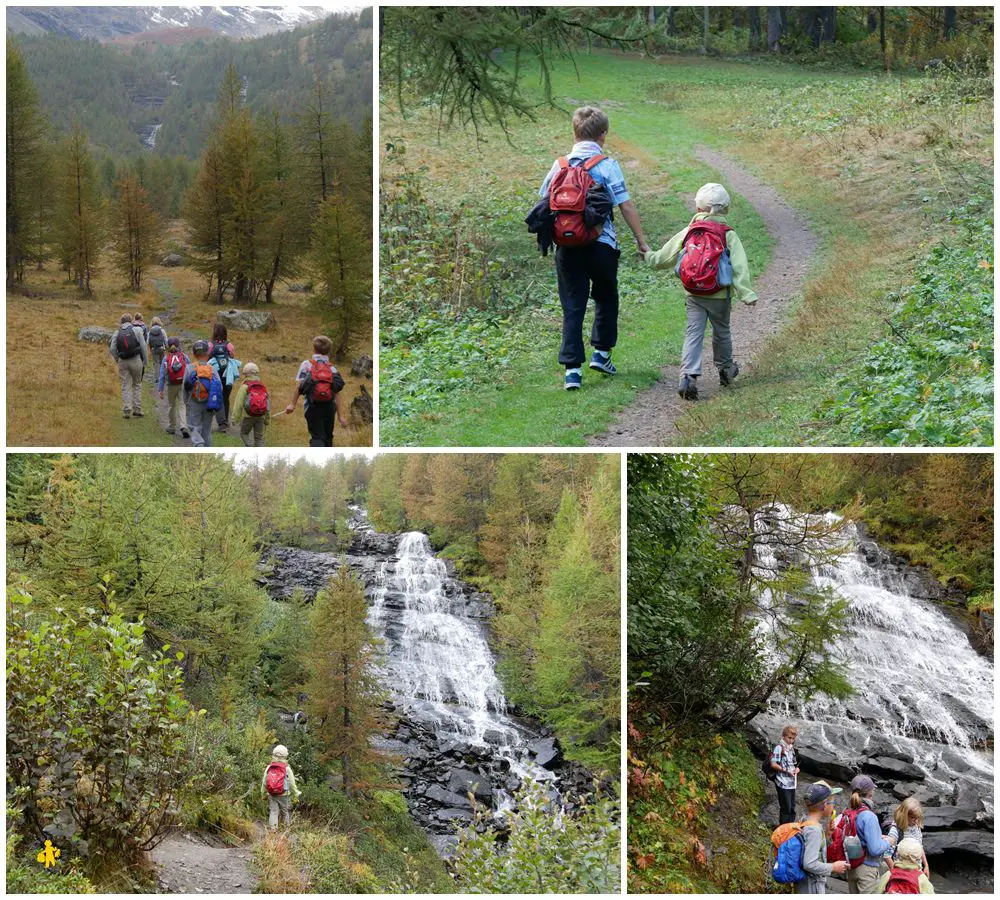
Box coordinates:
[208,323,239,430]
[771,724,801,825]
[147,316,168,376]
[261,744,301,831]
[132,312,150,342]
[878,839,934,894]
[843,774,895,893]
[108,313,148,419]
[792,782,850,894]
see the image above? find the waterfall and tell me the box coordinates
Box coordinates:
[752,505,993,806]
[369,532,524,750]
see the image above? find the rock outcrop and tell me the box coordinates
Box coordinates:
[216,309,276,332]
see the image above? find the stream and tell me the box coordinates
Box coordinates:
[258,506,597,854]
[744,505,994,891]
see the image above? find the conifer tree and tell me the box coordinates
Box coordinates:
[111,170,163,291]
[367,454,407,532]
[57,123,103,295]
[6,40,48,286]
[183,137,229,302]
[220,108,267,304]
[298,76,335,205]
[305,567,385,795]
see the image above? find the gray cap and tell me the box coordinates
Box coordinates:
[192,339,209,354]
[851,774,876,793]
[803,781,841,807]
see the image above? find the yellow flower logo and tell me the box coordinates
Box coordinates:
[37,839,61,868]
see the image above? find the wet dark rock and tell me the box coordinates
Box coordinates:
[448,769,493,801]
[531,736,564,770]
[864,756,926,782]
[923,806,982,831]
[424,785,473,808]
[923,830,994,859]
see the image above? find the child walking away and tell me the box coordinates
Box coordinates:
[147,317,168,376]
[261,744,301,831]
[231,361,270,447]
[537,106,650,390]
[285,335,347,447]
[109,313,148,419]
[158,337,190,439]
[183,340,224,447]
[879,839,934,894]
[644,183,758,401]
[209,323,239,430]
[887,797,930,879]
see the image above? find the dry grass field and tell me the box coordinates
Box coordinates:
[7,223,373,447]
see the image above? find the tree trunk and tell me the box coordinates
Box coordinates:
[800,8,822,47]
[821,7,837,43]
[666,6,676,36]
[767,7,782,51]
[866,8,877,33]
[943,6,957,38]
[749,7,762,49]
[879,6,887,71]
[702,6,709,53]
[647,6,656,27]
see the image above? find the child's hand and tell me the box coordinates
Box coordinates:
[338,415,348,428]
[284,404,295,415]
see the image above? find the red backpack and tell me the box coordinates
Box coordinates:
[548,155,605,248]
[265,761,288,796]
[308,360,335,403]
[677,221,732,295]
[829,807,866,869]
[166,351,186,385]
[245,381,269,417]
[885,868,922,894]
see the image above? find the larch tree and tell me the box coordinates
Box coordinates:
[305,567,385,795]
[111,170,163,291]
[220,109,267,304]
[6,40,48,287]
[182,137,229,302]
[298,76,335,205]
[57,124,103,295]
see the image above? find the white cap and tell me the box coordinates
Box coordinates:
[272,744,288,760]
[695,182,731,214]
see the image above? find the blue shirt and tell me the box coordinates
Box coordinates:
[856,803,894,866]
[539,141,630,251]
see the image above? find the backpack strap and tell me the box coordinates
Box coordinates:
[556,156,568,169]
[582,154,607,171]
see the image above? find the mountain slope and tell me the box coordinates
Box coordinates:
[6,6,328,42]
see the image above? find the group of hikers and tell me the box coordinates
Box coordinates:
[527,105,757,397]
[769,725,934,895]
[108,313,348,447]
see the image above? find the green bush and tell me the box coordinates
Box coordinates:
[6,589,193,868]
[6,803,96,894]
[451,779,620,893]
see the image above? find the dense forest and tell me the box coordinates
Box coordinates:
[627,454,993,893]
[6,452,620,893]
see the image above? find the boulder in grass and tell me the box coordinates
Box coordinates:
[78,326,116,344]
[216,308,276,332]
[351,354,374,379]
[288,282,312,293]
[161,253,183,267]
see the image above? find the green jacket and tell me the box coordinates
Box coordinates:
[261,759,301,799]
[643,212,758,305]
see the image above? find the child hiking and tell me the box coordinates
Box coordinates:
[536,106,650,391]
[109,313,148,419]
[644,182,758,401]
[183,340,224,447]
[285,335,347,447]
[231,361,271,447]
[158,337,190,439]
[887,797,930,879]
[771,781,849,894]
[261,744,301,831]
[208,323,239,430]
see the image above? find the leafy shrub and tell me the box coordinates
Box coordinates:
[821,199,993,445]
[6,588,193,868]
[451,779,620,893]
[6,803,96,894]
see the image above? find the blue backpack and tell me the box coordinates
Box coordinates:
[191,363,224,411]
[771,822,807,884]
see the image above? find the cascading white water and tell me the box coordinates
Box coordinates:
[754,505,993,799]
[369,531,524,750]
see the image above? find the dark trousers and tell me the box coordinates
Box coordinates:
[777,786,796,825]
[554,242,620,368]
[216,382,233,427]
[305,401,334,447]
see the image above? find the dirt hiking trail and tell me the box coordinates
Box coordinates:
[150,831,254,893]
[590,146,818,447]
[149,277,199,447]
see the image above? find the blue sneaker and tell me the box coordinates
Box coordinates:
[589,351,617,375]
[564,370,582,391]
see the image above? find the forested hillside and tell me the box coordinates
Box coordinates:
[14,9,373,158]
[6,453,620,893]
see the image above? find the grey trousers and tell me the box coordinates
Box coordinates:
[268,794,291,830]
[847,863,882,894]
[165,384,187,433]
[681,295,734,378]
[118,356,144,414]
[186,402,214,447]
[240,417,266,447]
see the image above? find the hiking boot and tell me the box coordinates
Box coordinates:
[564,370,583,391]
[123,410,131,419]
[678,375,698,401]
[589,350,617,375]
[132,410,144,418]
[166,427,176,435]
[181,428,191,439]
[720,362,740,387]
